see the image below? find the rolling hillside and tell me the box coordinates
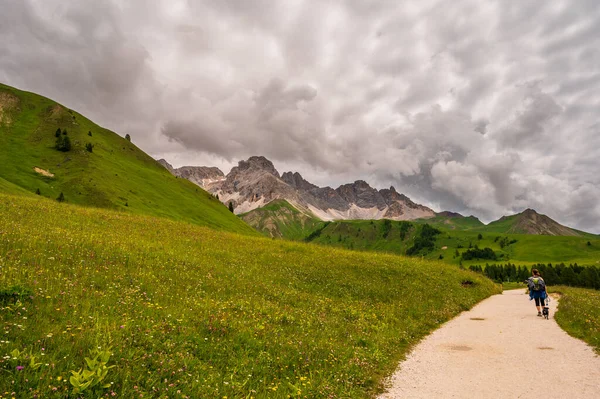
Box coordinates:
[0,193,499,398]
[243,208,600,268]
[0,83,254,234]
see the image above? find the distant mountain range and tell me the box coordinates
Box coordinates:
[158,156,435,221]
[158,156,591,237]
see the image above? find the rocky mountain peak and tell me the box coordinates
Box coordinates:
[521,208,539,217]
[161,154,436,221]
[493,208,581,236]
[229,156,280,178]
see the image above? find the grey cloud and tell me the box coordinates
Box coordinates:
[2,0,600,232]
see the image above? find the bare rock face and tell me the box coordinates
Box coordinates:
[157,159,224,187]
[158,155,436,220]
[336,180,388,210]
[282,171,318,191]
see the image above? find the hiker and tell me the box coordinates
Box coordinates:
[525,269,548,317]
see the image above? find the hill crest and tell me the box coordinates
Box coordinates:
[490,208,582,236]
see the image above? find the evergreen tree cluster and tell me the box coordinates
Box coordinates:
[461,247,497,261]
[406,224,441,256]
[469,263,600,290]
[54,128,71,152]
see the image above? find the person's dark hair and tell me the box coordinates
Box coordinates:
[532,268,540,276]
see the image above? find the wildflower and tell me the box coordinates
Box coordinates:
[16,366,24,371]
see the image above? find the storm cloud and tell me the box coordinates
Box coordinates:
[1,0,599,232]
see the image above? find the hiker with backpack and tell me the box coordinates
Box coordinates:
[525,269,548,317]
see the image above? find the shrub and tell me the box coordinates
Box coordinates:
[57,192,65,202]
[85,143,94,153]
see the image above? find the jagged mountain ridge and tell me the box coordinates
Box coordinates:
[160,156,436,221]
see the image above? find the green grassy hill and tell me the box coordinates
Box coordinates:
[0,193,499,398]
[0,83,255,234]
[240,199,325,240]
[306,219,416,252]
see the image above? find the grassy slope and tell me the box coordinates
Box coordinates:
[307,219,416,253]
[0,83,255,235]
[0,193,499,398]
[240,199,325,240]
[552,286,600,354]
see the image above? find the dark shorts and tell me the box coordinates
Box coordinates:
[534,297,546,307]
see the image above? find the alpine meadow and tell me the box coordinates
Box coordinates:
[0,193,499,398]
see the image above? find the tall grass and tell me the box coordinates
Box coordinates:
[552,286,600,354]
[0,194,499,398]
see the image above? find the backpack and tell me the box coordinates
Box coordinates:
[531,277,545,291]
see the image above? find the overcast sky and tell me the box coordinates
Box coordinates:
[2,0,600,232]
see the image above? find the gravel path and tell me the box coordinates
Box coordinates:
[379,289,600,398]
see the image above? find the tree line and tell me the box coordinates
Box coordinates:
[469,263,600,290]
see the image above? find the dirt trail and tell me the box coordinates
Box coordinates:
[380,289,600,398]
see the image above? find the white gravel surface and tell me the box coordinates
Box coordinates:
[379,289,600,398]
